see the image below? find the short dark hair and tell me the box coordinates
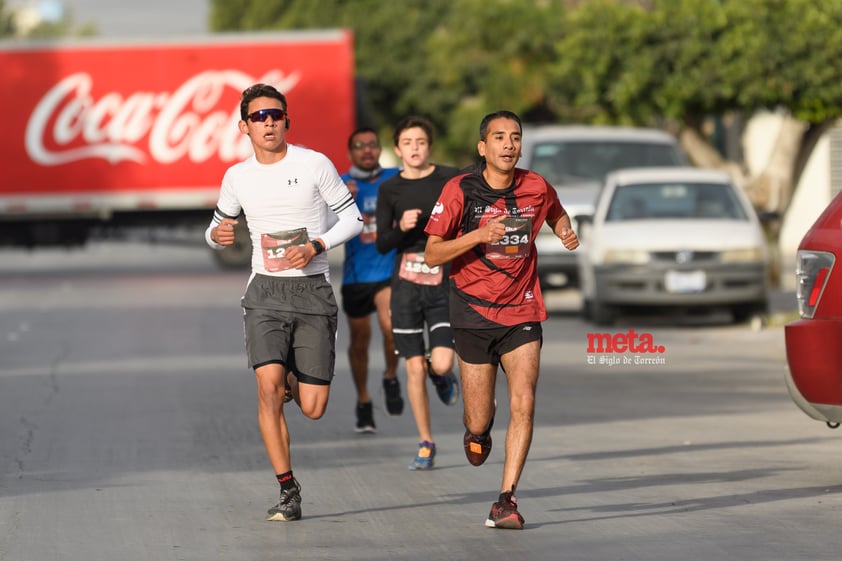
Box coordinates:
[479,110,522,140]
[348,126,379,149]
[240,83,287,121]
[393,115,434,146]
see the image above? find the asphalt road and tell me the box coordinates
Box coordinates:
[1,242,839,561]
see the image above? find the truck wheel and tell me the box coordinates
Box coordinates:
[731,301,768,325]
[211,219,252,269]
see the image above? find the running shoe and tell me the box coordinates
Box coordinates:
[464,409,495,466]
[430,370,460,406]
[383,377,404,416]
[355,401,376,433]
[485,491,524,529]
[408,440,436,470]
[283,373,293,404]
[266,478,302,521]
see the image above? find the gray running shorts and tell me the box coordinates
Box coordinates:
[241,273,337,385]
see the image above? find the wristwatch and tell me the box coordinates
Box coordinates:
[311,239,325,255]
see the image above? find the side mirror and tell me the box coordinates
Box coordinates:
[576,214,593,229]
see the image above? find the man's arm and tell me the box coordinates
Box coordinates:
[375,186,405,254]
[424,215,508,267]
[285,191,362,269]
[319,191,363,250]
[547,211,580,250]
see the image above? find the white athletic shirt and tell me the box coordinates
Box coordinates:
[205,144,362,277]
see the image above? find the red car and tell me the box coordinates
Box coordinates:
[785,193,842,428]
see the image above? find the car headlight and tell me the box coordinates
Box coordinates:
[602,249,650,264]
[720,247,764,263]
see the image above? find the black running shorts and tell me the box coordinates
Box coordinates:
[390,278,454,359]
[241,273,337,385]
[454,322,543,365]
[341,279,390,318]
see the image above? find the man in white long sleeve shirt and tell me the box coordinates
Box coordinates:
[206,83,362,522]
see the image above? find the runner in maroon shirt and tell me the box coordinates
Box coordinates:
[425,110,579,529]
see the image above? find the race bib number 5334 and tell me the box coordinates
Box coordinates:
[484,217,532,259]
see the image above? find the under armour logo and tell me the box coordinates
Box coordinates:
[522,326,533,332]
[288,178,299,186]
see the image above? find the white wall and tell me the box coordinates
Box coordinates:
[743,111,832,288]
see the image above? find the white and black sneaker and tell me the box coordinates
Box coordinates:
[355,401,376,433]
[266,478,302,521]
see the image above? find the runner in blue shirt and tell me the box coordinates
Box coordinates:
[340,127,403,433]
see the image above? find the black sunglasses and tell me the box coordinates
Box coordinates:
[247,108,286,123]
[351,141,380,150]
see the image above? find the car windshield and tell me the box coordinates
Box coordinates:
[529,140,684,185]
[605,182,749,222]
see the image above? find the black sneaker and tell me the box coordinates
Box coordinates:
[464,411,494,466]
[430,371,460,406]
[383,377,404,415]
[485,490,524,529]
[266,478,302,521]
[355,401,376,433]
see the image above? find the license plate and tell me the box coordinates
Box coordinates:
[664,270,706,293]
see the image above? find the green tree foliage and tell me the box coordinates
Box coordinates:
[0,0,96,38]
[210,0,842,206]
[549,0,842,127]
[0,0,18,37]
[210,0,454,154]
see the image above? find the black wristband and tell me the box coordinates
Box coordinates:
[311,239,325,255]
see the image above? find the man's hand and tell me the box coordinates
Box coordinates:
[213,218,239,246]
[560,227,579,250]
[400,209,422,232]
[479,215,508,244]
[284,241,319,269]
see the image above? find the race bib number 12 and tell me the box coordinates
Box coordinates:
[261,227,309,272]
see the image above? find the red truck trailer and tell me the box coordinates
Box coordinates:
[0,30,355,267]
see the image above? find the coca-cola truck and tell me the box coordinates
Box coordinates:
[0,31,355,268]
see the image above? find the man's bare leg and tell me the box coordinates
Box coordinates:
[498,340,541,493]
[347,315,372,403]
[405,355,433,442]
[373,286,399,380]
[459,357,498,436]
[255,363,292,474]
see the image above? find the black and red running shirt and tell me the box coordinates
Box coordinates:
[425,164,566,328]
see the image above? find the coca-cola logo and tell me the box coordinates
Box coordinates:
[25,69,300,166]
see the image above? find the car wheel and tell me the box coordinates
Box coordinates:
[581,299,593,321]
[731,301,767,325]
[589,299,615,326]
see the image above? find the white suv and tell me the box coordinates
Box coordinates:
[520,125,689,288]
